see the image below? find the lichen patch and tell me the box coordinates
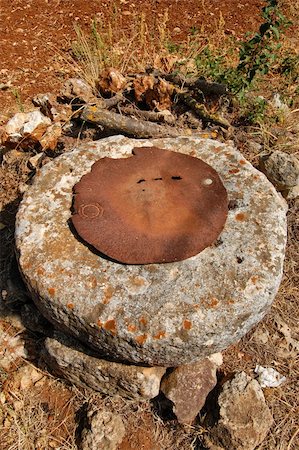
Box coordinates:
[48,287,55,296]
[235,212,247,222]
[104,319,117,335]
[154,331,166,340]
[103,285,115,304]
[135,334,148,345]
[183,320,192,330]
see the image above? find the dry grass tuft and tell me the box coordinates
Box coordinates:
[0,368,79,450]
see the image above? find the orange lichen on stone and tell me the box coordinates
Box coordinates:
[129,276,146,287]
[103,285,114,304]
[89,276,97,289]
[97,319,103,327]
[183,320,192,330]
[227,298,235,305]
[235,212,247,222]
[135,334,148,345]
[192,303,201,310]
[104,319,117,335]
[127,324,137,333]
[209,297,219,308]
[251,275,259,284]
[154,331,166,340]
[67,303,74,309]
[139,317,147,326]
[37,267,45,276]
[239,159,247,165]
[229,168,240,174]
[213,146,222,153]
[48,287,55,296]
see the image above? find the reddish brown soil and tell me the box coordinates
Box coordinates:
[0,0,266,119]
[118,412,159,450]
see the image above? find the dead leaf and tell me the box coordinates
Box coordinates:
[144,78,174,111]
[251,326,269,345]
[40,123,62,151]
[133,75,174,111]
[153,54,178,73]
[275,315,299,358]
[97,68,127,95]
[133,75,155,103]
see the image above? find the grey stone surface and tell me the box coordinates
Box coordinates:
[42,332,165,399]
[21,302,53,335]
[79,404,125,450]
[160,353,222,424]
[206,372,273,450]
[15,135,288,366]
[259,150,299,193]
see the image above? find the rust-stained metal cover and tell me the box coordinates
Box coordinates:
[71,146,228,264]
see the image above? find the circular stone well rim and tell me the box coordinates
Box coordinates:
[15,135,288,366]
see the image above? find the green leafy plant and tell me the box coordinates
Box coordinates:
[235,0,291,90]
[11,88,24,112]
[241,96,269,124]
[194,0,291,95]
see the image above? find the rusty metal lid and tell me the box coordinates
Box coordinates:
[71,146,228,264]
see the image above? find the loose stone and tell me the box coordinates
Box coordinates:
[160,353,222,424]
[42,332,166,399]
[79,403,125,450]
[204,372,274,450]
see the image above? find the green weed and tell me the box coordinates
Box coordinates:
[11,88,24,113]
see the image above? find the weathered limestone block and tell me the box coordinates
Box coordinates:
[259,150,299,194]
[41,332,165,399]
[15,135,288,366]
[206,372,273,450]
[160,353,222,424]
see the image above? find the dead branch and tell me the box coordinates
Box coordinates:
[120,106,176,124]
[161,73,228,96]
[179,93,230,129]
[103,94,125,109]
[81,105,181,138]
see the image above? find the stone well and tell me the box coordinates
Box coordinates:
[15,135,287,367]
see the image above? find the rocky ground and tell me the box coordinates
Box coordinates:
[0,1,299,449]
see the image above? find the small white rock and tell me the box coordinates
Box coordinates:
[255,365,286,388]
